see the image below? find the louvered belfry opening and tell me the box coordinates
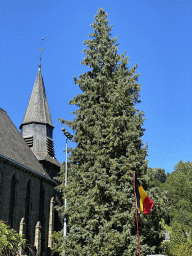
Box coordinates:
[46,137,54,157]
[24,136,33,147]
[20,65,56,161]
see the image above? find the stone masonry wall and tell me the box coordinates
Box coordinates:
[0,158,56,254]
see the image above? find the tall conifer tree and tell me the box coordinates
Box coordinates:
[55,8,165,256]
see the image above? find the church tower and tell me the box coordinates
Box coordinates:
[19,41,61,179]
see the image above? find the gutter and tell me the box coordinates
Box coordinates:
[0,153,57,185]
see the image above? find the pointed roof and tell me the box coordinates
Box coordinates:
[0,108,55,182]
[20,65,53,128]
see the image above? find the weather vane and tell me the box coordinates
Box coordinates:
[38,38,45,66]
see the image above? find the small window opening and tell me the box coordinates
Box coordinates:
[24,136,33,147]
[46,137,55,157]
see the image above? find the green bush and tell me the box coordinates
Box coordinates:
[51,230,63,255]
[165,241,192,256]
[0,220,26,255]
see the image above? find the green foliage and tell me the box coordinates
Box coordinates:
[171,222,186,246]
[160,160,192,229]
[0,220,26,255]
[55,7,165,255]
[165,241,192,256]
[51,230,63,255]
[159,160,192,255]
[165,224,192,256]
[138,167,167,254]
[154,168,166,186]
[176,242,192,255]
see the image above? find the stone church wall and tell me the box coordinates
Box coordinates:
[0,158,56,253]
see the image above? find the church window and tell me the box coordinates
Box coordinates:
[46,137,54,157]
[24,136,33,147]
[25,180,31,244]
[8,174,16,228]
[39,180,45,250]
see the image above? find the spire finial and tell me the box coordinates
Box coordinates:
[38,38,45,68]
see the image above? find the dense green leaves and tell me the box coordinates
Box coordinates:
[0,220,26,255]
[54,8,165,256]
[160,160,192,228]
[159,160,192,255]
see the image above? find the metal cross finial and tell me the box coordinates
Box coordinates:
[38,38,45,66]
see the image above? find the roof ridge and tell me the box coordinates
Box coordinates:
[0,108,7,114]
[0,109,53,180]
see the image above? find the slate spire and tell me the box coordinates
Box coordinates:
[20,64,54,128]
[19,38,61,179]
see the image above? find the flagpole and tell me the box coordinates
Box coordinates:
[133,171,141,256]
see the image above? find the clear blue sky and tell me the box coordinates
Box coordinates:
[1,0,192,175]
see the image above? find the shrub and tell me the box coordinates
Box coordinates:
[0,220,26,255]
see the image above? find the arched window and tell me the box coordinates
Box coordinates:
[8,174,16,228]
[39,179,45,250]
[25,180,31,243]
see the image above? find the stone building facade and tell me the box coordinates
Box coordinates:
[0,64,63,255]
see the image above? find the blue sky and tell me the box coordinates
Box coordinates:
[1,0,192,175]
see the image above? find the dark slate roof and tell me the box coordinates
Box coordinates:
[38,153,61,167]
[20,65,53,128]
[0,108,53,180]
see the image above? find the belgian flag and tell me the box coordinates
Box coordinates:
[135,175,154,215]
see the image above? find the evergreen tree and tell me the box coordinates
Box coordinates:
[55,8,165,256]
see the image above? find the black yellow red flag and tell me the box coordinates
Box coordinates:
[135,174,154,215]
